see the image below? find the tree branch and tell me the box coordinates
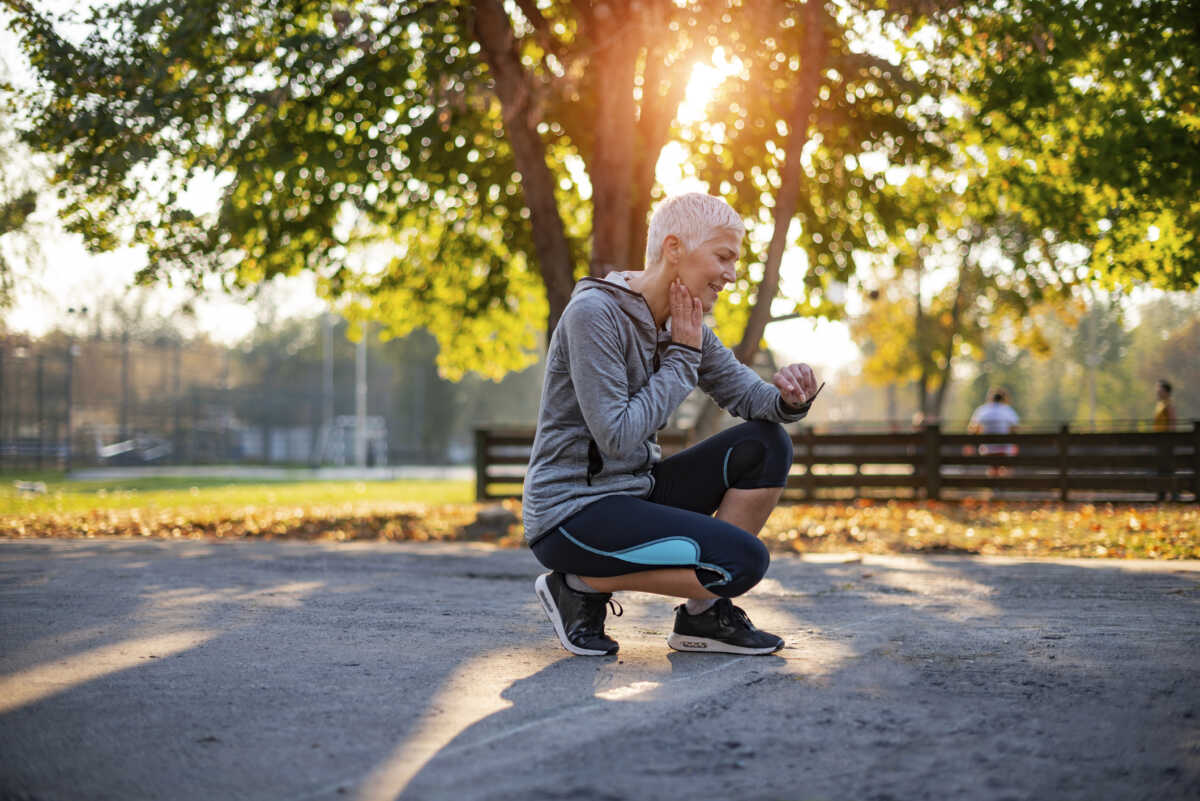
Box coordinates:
[471,0,576,333]
[513,0,556,53]
[734,0,829,366]
[765,312,808,325]
[587,0,640,275]
[629,10,702,265]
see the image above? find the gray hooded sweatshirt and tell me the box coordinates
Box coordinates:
[522,271,811,544]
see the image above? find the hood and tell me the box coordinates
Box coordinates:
[571,272,659,337]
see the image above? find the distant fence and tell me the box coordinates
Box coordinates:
[474,423,1200,503]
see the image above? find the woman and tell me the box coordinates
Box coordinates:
[523,193,822,656]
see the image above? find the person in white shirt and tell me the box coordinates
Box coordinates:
[969,390,1020,435]
[969,389,1019,474]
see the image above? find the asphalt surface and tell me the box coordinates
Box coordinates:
[1,538,1198,801]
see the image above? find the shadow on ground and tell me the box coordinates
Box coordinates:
[1,539,1197,801]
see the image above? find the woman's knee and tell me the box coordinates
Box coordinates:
[757,420,794,464]
[728,421,792,488]
[707,534,770,598]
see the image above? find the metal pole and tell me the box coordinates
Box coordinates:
[11,349,22,470]
[319,312,334,466]
[120,331,130,440]
[0,347,5,470]
[222,348,231,462]
[65,342,75,473]
[160,338,169,435]
[355,323,367,467]
[323,313,334,429]
[172,340,181,464]
[36,353,44,470]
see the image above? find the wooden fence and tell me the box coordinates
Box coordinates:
[475,423,1200,503]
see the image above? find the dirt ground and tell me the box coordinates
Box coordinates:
[1,538,1197,801]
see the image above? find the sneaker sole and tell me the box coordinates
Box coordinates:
[666,632,784,655]
[534,574,617,657]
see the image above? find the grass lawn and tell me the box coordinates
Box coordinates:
[1,473,1196,558]
[1,474,473,516]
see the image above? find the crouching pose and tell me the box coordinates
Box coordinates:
[522,193,822,656]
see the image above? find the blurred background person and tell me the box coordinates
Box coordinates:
[1154,379,1179,501]
[969,389,1020,476]
[1153,379,1176,432]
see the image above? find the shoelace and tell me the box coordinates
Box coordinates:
[720,601,756,631]
[579,595,622,635]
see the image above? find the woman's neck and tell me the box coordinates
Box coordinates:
[626,267,673,329]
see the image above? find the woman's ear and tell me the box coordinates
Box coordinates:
[663,234,682,265]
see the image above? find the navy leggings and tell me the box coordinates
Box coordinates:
[531,420,793,598]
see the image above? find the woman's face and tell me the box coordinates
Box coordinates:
[672,228,741,312]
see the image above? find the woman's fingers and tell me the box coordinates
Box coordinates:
[671,279,688,314]
[796,364,816,396]
[773,373,797,402]
[669,278,703,349]
[775,363,820,403]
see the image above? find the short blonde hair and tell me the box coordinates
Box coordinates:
[644,193,745,267]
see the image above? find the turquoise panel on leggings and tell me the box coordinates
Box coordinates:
[558,528,701,566]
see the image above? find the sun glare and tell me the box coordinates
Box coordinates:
[656,49,746,193]
[675,47,743,125]
[676,63,724,125]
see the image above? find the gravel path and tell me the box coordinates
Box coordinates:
[1,539,1197,801]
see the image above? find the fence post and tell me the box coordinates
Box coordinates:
[924,423,941,500]
[474,428,489,502]
[1058,423,1070,503]
[803,426,815,501]
[1192,420,1199,504]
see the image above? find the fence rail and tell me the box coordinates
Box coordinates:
[474,423,1200,503]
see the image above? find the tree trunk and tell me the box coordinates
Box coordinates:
[471,0,576,336]
[914,253,929,421]
[732,0,827,367]
[588,2,639,277]
[690,0,828,441]
[629,19,704,271]
[931,261,968,420]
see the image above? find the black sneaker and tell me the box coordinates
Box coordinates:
[534,572,621,656]
[667,598,783,655]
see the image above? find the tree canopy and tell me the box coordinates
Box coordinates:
[893,0,1200,291]
[3,0,1195,386]
[3,0,950,380]
[0,49,45,309]
[842,0,1198,413]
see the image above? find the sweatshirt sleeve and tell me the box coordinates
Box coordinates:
[561,295,702,458]
[696,326,811,423]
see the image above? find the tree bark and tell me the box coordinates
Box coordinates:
[931,261,968,420]
[629,15,702,270]
[732,0,828,367]
[587,1,639,277]
[689,0,827,441]
[471,0,576,336]
[915,252,929,421]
